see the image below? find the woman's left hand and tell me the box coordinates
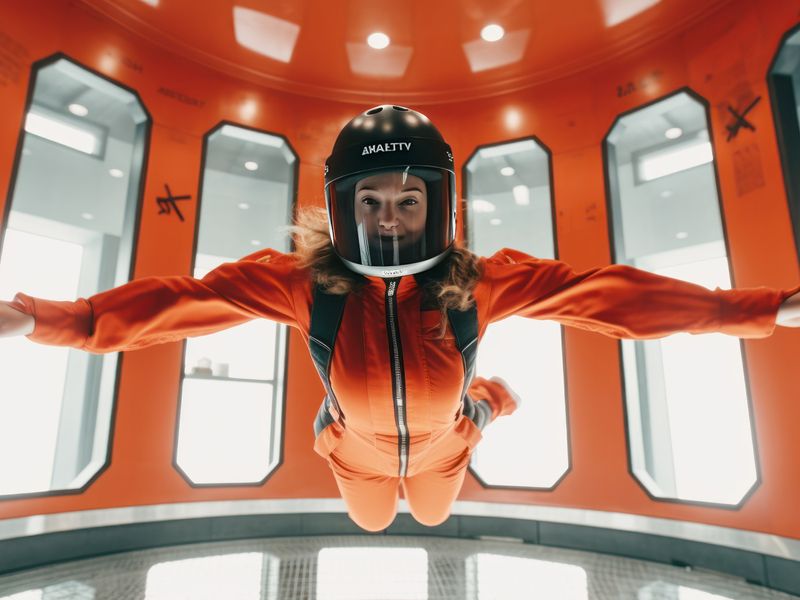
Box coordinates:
[777,290,800,327]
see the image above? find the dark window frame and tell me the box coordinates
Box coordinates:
[767,21,800,267]
[0,52,152,501]
[461,135,572,492]
[601,86,762,510]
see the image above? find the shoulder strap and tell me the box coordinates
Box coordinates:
[414,269,480,401]
[309,285,348,433]
[447,305,479,401]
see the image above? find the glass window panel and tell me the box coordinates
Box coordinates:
[464,139,568,488]
[466,554,588,600]
[145,553,274,600]
[176,379,276,483]
[176,125,295,484]
[605,91,756,504]
[768,27,800,264]
[0,57,148,496]
[183,316,278,381]
[639,581,734,600]
[316,548,428,600]
[0,581,95,600]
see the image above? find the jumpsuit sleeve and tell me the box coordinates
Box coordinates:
[3,248,299,354]
[483,248,800,340]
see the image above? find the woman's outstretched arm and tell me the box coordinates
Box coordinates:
[0,248,299,353]
[483,248,800,339]
[0,302,34,337]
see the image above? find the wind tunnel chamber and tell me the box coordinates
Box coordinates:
[0,0,799,597]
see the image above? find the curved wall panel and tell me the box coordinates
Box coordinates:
[0,0,798,560]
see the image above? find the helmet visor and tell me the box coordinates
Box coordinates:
[326,167,456,274]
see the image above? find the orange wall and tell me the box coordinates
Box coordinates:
[0,0,798,539]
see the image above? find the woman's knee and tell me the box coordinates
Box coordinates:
[348,509,397,532]
[408,505,452,528]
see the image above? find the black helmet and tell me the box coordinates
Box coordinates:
[324,105,456,278]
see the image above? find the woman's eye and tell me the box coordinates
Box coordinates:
[401,198,418,206]
[360,197,377,205]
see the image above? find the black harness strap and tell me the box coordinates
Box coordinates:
[414,270,480,416]
[446,304,479,402]
[309,285,348,436]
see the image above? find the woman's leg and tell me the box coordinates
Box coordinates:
[401,446,471,527]
[402,376,520,527]
[330,469,401,532]
[465,375,519,429]
[326,446,401,532]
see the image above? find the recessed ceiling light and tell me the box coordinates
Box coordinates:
[81,212,94,220]
[68,103,89,117]
[490,218,502,226]
[471,199,496,213]
[500,166,515,176]
[481,24,505,42]
[665,127,683,139]
[238,202,250,210]
[676,231,689,240]
[250,239,261,246]
[109,168,124,178]
[638,140,712,182]
[25,111,98,154]
[22,148,32,156]
[244,161,259,171]
[660,190,673,198]
[513,185,530,206]
[367,32,390,49]
[233,7,300,63]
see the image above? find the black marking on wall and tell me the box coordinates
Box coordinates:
[156,184,191,221]
[726,96,761,141]
[157,86,205,108]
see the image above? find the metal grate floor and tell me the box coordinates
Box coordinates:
[0,535,795,599]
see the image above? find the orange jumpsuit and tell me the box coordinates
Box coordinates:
[6,247,798,531]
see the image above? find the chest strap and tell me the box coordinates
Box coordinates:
[309,285,348,435]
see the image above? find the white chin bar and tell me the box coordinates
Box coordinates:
[338,245,453,278]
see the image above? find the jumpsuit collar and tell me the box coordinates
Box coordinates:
[362,274,419,297]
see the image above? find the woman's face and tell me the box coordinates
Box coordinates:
[353,171,428,250]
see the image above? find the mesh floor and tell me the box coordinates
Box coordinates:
[0,535,795,599]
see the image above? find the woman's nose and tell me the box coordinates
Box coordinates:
[378,203,399,228]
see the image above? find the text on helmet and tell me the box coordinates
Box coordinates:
[362,142,412,156]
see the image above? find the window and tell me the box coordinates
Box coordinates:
[0,580,96,600]
[466,553,588,600]
[317,548,428,600]
[0,56,149,496]
[638,581,734,600]
[604,90,757,505]
[464,138,569,488]
[145,553,277,600]
[768,24,800,263]
[174,124,296,485]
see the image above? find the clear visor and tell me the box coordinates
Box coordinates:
[325,167,455,274]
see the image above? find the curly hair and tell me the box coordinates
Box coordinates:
[289,207,483,337]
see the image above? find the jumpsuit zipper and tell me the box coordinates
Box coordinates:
[385,278,409,478]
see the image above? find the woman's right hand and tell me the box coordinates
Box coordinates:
[0,302,35,338]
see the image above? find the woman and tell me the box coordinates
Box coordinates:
[1,105,799,532]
